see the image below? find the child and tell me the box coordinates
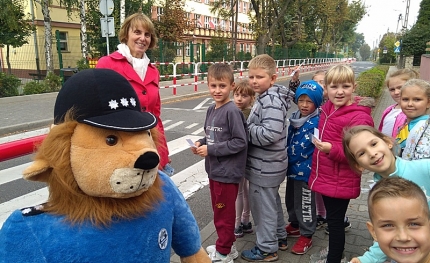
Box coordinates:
[284,80,323,255]
[312,70,326,86]
[241,54,294,262]
[308,64,374,263]
[365,177,430,263]
[191,63,248,263]
[379,69,419,137]
[232,80,256,238]
[396,79,430,160]
[342,125,430,263]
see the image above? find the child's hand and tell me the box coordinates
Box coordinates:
[349,257,361,263]
[191,142,201,154]
[291,66,300,81]
[313,139,332,153]
[196,145,208,157]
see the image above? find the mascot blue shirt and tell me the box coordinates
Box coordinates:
[0,171,201,262]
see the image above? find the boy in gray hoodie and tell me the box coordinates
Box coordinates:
[241,54,295,262]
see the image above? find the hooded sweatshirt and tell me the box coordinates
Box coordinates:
[246,84,295,187]
[308,96,374,199]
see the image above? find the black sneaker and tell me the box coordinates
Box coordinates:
[278,238,288,251]
[234,225,244,238]
[241,222,253,233]
[324,217,352,234]
[316,215,327,229]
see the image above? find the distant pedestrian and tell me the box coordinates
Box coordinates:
[284,80,323,255]
[232,80,255,238]
[396,79,430,160]
[308,65,374,263]
[191,63,248,263]
[241,54,295,262]
[379,69,419,137]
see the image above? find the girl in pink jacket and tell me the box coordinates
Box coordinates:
[308,65,374,263]
[378,69,419,138]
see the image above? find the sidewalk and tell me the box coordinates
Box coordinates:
[171,66,398,263]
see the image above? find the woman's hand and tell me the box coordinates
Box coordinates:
[191,142,201,155]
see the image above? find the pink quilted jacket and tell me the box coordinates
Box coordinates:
[378,104,407,138]
[308,97,374,199]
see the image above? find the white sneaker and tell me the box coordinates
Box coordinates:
[309,246,329,263]
[209,250,233,263]
[206,244,238,259]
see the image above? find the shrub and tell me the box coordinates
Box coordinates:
[0,72,20,97]
[356,65,388,98]
[23,81,46,95]
[76,58,90,71]
[44,72,62,92]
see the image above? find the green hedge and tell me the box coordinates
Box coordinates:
[356,65,389,98]
[23,72,62,95]
[0,73,21,98]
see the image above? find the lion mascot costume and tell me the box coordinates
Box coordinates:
[0,69,211,263]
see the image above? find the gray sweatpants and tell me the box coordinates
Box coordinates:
[285,177,316,237]
[249,182,287,253]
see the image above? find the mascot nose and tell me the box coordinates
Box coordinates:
[134,152,159,170]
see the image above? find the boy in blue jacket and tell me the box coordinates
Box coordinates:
[285,80,323,255]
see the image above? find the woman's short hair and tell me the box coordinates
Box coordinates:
[118,13,157,49]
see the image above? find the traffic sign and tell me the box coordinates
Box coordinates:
[394,46,401,53]
[395,41,400,47]
[99,0,114,16]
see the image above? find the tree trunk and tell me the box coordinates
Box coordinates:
[120,0,126,25]
[40,0,54,73]
[6,45,11,75]
[79,0,88,58]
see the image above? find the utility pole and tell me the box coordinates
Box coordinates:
[399,0,410,68]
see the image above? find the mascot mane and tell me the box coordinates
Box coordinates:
[30,113,164,227]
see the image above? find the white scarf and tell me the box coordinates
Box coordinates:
[117,43,150,81]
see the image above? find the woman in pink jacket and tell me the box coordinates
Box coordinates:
[96,13,171,174]
[309,65,374,263]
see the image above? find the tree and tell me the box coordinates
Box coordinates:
[359,43,371,61]
[379,33,396,64]
[153,0,195,42]
[401,0,430,57]
[351,32,365,55]
[0,0,35,74]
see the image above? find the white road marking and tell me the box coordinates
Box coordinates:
[193,98,211,110]
[185,123,199,129]
[164,121,185,131]
[191,127,204,135]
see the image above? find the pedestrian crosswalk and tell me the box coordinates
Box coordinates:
[0,133,208,228]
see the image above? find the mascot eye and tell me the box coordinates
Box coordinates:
[147,131,151,136]
[106,135,118,146]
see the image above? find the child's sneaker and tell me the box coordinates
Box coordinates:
[234,225,244,238]
[309,246,329,263]
[316,215,327,229]
[242,222,253,233]
[209,250,233,263]
[278,238,288,251]
[285,223,300,237]
[291,235,312,255]
[241,246,278,262]
[324,217,352,234]
[206,244,239,259]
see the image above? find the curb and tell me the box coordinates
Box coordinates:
[0,119,53,137]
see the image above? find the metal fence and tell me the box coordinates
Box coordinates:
[0,32,344,82]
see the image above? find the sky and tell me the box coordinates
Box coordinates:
[356,0,422,48]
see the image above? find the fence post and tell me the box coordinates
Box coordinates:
[173,63,177,95]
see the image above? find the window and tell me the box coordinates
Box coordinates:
[221,20,226,30]
[246,44,250,53]
[213,18,218,28]
[229,20,232,31]
[176,42,182,56]
[58,32,68,51]
[240,43,244,52]
[204,0,209,4]
[242,23,246,32]
[194,14,202,27]
[186,44,190,57]
[157,7,164,21]
[204,16,210,29]
[243,1,247,13]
